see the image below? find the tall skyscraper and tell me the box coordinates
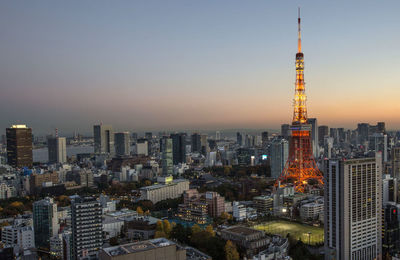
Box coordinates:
[324,155,382,260]
[48,136,67,164]
[270,137,289,179]
[307,118,318,157]
[261,131,269,147]
[318,125,329,146]
[369,132,388,163]
[276,10,323,192]
[160,136,173,176]
[191,133,201,153]
[71,196,102,259]
[171,133,186,165]
[6,124,33,168]
[236,132,243,146]
[357,123,370,144]
[93,124,114,156]
[200,134,209,155]
[33,197,59,249]
[114,132,130,156]
[280,124,290,139]
[392,146,400,182]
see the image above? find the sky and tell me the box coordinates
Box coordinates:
[1,1,400,135]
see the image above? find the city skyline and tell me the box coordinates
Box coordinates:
[1,1,400,134]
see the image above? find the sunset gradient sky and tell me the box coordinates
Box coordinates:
[1,1,400,135]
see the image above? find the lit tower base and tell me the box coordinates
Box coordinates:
[276,9,323,193]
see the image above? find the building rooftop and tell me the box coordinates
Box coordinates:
[140,179,189,191]
[102,238,175,256]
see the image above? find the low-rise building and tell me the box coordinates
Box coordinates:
[233,201,246,221]
[1,224,35,252]
[99,238,186,260]
[299,202,324,221]
[139,177,189,204]
[220,226,270,257]
[253,195,274,216]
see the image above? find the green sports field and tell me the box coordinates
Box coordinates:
[253,220,324,245]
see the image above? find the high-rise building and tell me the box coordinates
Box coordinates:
[114,132,130,156]
[324,155,382,260]
[191,133,201,153]
[48,137,67,164]
[357,123,370,144]
[377,122,386,133]
[392,146,400,182]
[318,125,329,146]
[160,136,173,176]
[236,132,243,146]
[270,137,289,179]
[369,132,388,163]
[136,138,148,156]
[71,196,102,259]
[382,202,400,256]
[200,134,208,155]
[383,175,397,205]
[33,197,59,249]
[6,124,33,168]
[280,124,290,139]
[307,118,318,157]
[145,132,153,140]
[276,10,323,192]
[261,131,269,147]
[205,191,225,218]
[93,124,114,156]
[171,133,186,165]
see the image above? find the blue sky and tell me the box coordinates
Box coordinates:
[1,1,400,135]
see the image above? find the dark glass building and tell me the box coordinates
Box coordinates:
[6,124,33,168]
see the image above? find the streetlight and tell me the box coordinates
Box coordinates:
[308,232,312,245]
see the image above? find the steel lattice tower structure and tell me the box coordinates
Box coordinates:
[276,9,324,193]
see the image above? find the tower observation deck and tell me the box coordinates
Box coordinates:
[276,9,324,193]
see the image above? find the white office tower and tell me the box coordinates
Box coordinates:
[232,201,246,221]
[93,124,114,156]
[270,137,289,179]
[324,154,382,260]
[48,136,67,163]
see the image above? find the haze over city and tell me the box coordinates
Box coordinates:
[1,0,400,135]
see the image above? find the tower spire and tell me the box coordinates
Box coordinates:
[298,7,301,53]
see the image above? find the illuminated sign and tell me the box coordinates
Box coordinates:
[262,155,268,160]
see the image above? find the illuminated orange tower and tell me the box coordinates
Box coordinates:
[276,9,323,192]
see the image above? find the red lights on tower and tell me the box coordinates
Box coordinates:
[276,9,324,193]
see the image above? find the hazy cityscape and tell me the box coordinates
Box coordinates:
[1,1,400,260]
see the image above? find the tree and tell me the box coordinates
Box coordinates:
[191,224,202,234]
[225,240,239,260]
[136,206,144,215]
[163,220,172,236]
[170,224,187,243]
[109,236,119,246]
[154,231,167,238]
[156,220,164,232]
[205,225,215,237]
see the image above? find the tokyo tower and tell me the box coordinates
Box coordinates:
[276,9,324,193]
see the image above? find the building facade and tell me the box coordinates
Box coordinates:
[33,197,59,249]
[71,196,103,259]
[6,124,33,168]
[48,136,67,164]
[94,124,114,156]
[324,156,382,260]
[114,132,130,157]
